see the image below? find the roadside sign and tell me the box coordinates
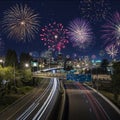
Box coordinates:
[66,73,92,82]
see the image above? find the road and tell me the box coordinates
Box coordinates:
[0,78,49,120]
[0,77,60,120]
[64,81,120,120]
[23,77,60,120]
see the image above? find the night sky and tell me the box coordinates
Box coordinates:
[0,0,120,59]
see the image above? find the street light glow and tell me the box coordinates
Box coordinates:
[0,59,3,63]
[25,63,29,67]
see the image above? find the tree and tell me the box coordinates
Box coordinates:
[5,49,18,67]
[20,52,32,68]
[101,59,109,74]
[111,62,120,102]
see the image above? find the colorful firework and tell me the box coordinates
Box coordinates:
[102,12,120,45]
[40,22,69,52]
[68,18,93,49]
[2,4,39,42]
[79,0,111,23]
[105,44,118,59]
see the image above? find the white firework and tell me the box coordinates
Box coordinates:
[102,12,120,45]
[105,44,118,59]
[2,4,40,42]
[68,18,93,49]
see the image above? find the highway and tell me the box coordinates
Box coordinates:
[0,78,60,120]
[16,77,60,120]
[0,78,49,120]
[64,81,120,120]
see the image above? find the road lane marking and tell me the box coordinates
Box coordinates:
[84,84,120,115]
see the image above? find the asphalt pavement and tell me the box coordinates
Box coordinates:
[64,81,120,120]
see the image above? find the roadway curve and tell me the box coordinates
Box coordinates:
[17,77,60,120]
[64,81,120,120]
[0,78,60,120]
[0,78,49,120]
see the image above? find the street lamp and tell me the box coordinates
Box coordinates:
[0,59,3,63]
[25,63,29,68]
[0,59,4,67]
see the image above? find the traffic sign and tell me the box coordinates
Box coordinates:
[66,73,92,82]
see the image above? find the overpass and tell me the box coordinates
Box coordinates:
[41,67,64,72]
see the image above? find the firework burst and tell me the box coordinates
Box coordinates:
[102,12,120,45]
[116,39,120,46]
[40,22,69,52]
[2,4,40,42]
[105,44,118,59]
[68,18,93,49]
[79,0,111,23]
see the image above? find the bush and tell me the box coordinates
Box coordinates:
[11,86,18,93]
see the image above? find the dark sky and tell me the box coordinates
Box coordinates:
[0,0,120,59]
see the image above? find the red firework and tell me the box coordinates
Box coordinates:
[40,22,69,52]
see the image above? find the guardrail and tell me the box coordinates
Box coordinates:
[33,73,66,78]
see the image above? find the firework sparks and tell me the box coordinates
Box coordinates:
[105,44,118,59]
[40,22,69,52]
[68,18,93,49]
[2,4,40,42]
[116,39,120,46]
[79,0,111,23]
[102,12,120,45]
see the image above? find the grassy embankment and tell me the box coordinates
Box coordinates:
[0,77,43,112]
